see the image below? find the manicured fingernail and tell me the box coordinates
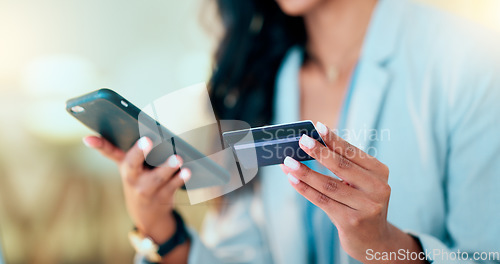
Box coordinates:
[137,137,150,150]
[284,156,300,171]
[287,173,299,185]
[167,155,181,168]
[82,137,102,148]
[316,121,328,136]
[82,138,91,147]
[179,168,191,180]
[299,134,315,149]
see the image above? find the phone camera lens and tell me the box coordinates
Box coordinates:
[71,106,85,113]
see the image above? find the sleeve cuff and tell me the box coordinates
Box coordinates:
[407,231,479,264]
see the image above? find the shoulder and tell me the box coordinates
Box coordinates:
[392,0,500,111]
[395,0,500,73]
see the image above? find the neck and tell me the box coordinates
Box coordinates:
[303,0,377,70]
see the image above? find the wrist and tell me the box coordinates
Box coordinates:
[129,211,190,263]
[139,213,177,244]
[376,224,425,264]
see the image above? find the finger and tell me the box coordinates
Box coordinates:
[315,122,381,170]
[141,155,183,194]
[157,168,191,202]
[120,137,152,181]
[286,173,350,219]
[283,156,368,210]
[299,134,374,190]
[83,136,125,163]
[279,164,291,174]
[282,163,352,187]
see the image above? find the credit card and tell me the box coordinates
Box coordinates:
[222,120,326,168]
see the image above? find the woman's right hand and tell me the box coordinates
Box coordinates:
[83,136,191,244]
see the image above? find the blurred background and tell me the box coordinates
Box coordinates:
[0,0,499,263]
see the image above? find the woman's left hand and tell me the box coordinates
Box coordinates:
[281,122,423,263]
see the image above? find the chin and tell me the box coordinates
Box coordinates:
[275,0,324,16]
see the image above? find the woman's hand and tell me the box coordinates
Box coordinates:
[83,136,191,244]
[281,122,424,263]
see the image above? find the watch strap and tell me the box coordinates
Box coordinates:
[156,210,189,258]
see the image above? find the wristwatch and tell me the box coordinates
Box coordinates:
[128,210,189,263]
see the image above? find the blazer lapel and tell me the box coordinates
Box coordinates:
[343,0,406,152]
[343,62,391,152]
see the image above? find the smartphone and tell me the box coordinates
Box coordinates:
[66,88,230,189]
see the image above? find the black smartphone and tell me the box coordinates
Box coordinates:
[66,88,230,189]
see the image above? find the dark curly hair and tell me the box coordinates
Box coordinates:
[208,0,306,127]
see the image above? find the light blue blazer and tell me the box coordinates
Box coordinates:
[138,0,500,263]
